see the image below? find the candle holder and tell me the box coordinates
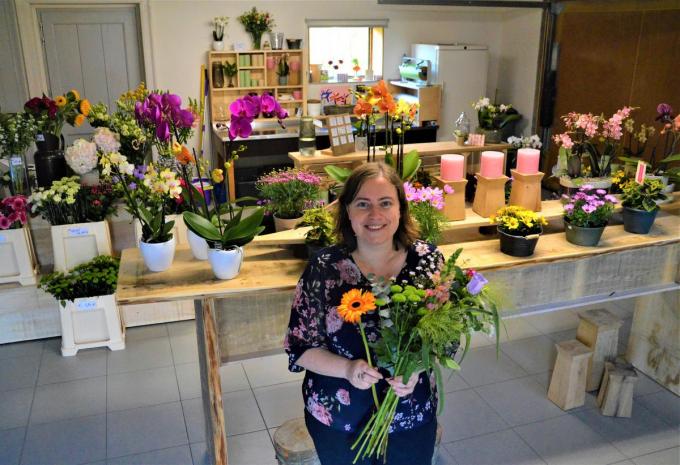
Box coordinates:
[433,175,468,221]
[472,173,509,218]
[509,169,544,212]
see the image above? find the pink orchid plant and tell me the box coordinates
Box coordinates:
[404,182,451,245]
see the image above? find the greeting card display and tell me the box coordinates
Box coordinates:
[326,114,355,155]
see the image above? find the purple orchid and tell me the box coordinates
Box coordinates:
[156,120,170,142]
[229,115,253,140]
[466,272,488,296]
[261,93,277,113]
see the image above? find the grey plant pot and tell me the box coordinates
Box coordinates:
[564,220,606,247]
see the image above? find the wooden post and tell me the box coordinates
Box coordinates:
[576,308,623,391]
[472,173,509,218]
[433,175,468,221]
[548,339,592,410]
[509,170,544,212]
[597,360,638,417]
[196,298,228,465]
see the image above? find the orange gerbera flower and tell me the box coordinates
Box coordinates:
[79,99,91,116]
[74,114,85,127]
[337,289,375,324]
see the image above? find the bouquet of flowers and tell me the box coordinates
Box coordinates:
[0,112,37,156]
[256,168,322,219]
[562,185,618,228]
[343,249,500,462]
[212,16,229,41]
[28,176,117,225]
[237,7,274,46]
[24,90,90,137]
[65,139,98,175]
[490,206,547,237]
[0,195,29,230]
[473,97,521,131]
[404,182,450,245]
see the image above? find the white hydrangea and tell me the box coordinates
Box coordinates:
[93,127,121,154]
[65,139,98,175]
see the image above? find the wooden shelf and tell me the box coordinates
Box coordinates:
[240,66,265,70]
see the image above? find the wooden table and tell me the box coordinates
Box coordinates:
[116,209,680,464]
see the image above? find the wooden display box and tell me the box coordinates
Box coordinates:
[51,220,113,272]
[59,294,125,356]
[0,226,38,286]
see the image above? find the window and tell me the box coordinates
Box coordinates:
[307,19,386,81]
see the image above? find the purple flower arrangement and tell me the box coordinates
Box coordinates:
[562,185,617,228]
[0,195,28,230]
[403,182,450,244]
[228,92,288,140]
[134,93,195,152]
[255,168,321,219]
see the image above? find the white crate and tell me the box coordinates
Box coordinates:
[59,294,125,356]
[51,221,113,272]
[0,226,38,286]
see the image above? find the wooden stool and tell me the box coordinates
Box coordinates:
[576,309,623,391]
[548,339,593,410]
[597,359,638,417]
[273,418,443,465]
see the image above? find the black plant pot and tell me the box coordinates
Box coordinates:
[34,150,68,188]
[498,227,541,257]
[622,207,658,234]
[35,133,63,152]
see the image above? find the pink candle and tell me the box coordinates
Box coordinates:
[516,148,540,174]
[480,151,504,178]
[440,154,465,181]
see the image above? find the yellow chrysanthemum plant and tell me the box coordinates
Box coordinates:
[490,205,547,237]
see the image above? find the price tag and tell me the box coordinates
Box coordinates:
[76,299,98,311]
[0,234,6,243]
[635,160,647,184]
[10,157,23,166]
[36,134,45,142]
[67,227,90,236]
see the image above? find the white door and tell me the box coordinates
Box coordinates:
[39,6,144,144]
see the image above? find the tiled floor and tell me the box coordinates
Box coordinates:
[0,302,678,465]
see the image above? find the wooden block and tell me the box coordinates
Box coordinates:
[548,339,592,410]
[576,308,623,391]
[509,170,544,212]
[597,359,638,417]
[433,176,467,221]
[472,173,509,218]
[273,417,320,465]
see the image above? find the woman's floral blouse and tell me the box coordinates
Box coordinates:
[284,240,443,433]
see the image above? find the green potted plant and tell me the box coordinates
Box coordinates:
[212,16,228,51]
[223,61,238,88]
[40,255,124,355]
[490,206,547,257]
[473,96,521,144]
[620,178,666,234]
[562,185,618,246]
[297,205,336,257]
[256,168,322,231]
[276,55,290,85]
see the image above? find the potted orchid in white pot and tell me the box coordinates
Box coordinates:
[212,16,229,51]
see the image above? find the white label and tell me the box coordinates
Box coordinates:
[10,157,23,166]
[76,299,98,311]
[36,134,45,142]
[67,227,90,236]
[0,234,6,243]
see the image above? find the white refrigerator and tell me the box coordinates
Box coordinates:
[411,44,488,141]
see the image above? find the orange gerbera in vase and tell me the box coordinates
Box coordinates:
[338,289,375,323]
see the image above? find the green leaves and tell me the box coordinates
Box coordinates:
[39,255,120,301]
[324,165,352,184]
[182,206,265,248]
[401,150,421,180]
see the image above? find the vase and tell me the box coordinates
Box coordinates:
[355,135,368,152]
[58,294,125,356]
[278,76,288,85]
[250,31,263,49]
[212,40,224,51]
[498,227,541,257]
[8,154,31,196]
[299,116,316,156]
[212,62,224,88]
[273,214,302,232]
[34,150,68,188]
[564,220,606,247]
[622,207,658,234]
[477,128,501,144]
[567,155,582,178]
[270,32,284,50]
[187,228,209,260]
[35,132,62,152]
[208,246,244,280]
[227,75,235,88]
[139,236,176,272]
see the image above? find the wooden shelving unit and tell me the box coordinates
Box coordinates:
[208,49,307,123]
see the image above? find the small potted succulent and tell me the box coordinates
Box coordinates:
[490,206,547,257]
[620,178,666,234]
[297,205,336,258]
[562,185,618,246]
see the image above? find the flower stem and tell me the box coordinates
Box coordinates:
[358,323,380,410]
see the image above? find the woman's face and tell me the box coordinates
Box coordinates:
[347,176,401,248]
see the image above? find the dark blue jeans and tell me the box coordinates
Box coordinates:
[305,410,436,465]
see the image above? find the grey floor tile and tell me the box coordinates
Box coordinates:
[190,442,209,465]
[183,389,266,443]
[107,365,180,412]
[445,429,545,465]
[632,447,680,465]
[124,323,168,342]
[546,328,577,344]
[610,461,636,465]
[515,414,626,465]
[433,446,459,465]
[220,362,250,393]
[107,336,173,374]
[573,405,679,459]
[107,445,193,465]
[167,319,195,337]
[437,388,509,443]
[0,356,40,392]
[175,362,202,400]
[253,381,304,429]
[637,390,680,428]
[458,346,528,387]
[0,388,32,430]
[0,340,43,361]
[30,376,106,425]
[501,335,557,375]
[476,376,565,426]
[22,414,106,465]
[442,369,470,393]
[242,352,304,388]
[226,430,277,465]
[169,330,199,365]
[524,309,580,334]
[107,402,188,458]
[0,427,24,465]
[633,372,665,398]
[38,339,107,385]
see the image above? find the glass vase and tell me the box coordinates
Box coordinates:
[9,153,31,196]
[250,31,263,49]
[298,117,316,156]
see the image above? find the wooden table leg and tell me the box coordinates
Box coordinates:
[195,298,228,465]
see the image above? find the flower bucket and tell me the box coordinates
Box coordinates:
[273,214,302,232]
[35,132,62,152]
[498,227,540,257]
[51,220,113,272]
[622,207,658,234]
[59,294,125,356]
[0,226,38,286]
[139,236,176,272]
[187,228,208,260]
[208,246,243,280]
[564,220,605,247]
[34,150,68,188]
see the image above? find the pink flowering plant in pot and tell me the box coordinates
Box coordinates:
[562,185,617,247]
[256,168,322,220]
[404,182,450,245]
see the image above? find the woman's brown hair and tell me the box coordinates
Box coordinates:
[334,162,418,252]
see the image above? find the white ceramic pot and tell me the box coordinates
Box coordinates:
[208,246,244,280]
[212,40,224,51]
[187,228,209,260]
[273,214,302,232]
[139,236,176,272]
